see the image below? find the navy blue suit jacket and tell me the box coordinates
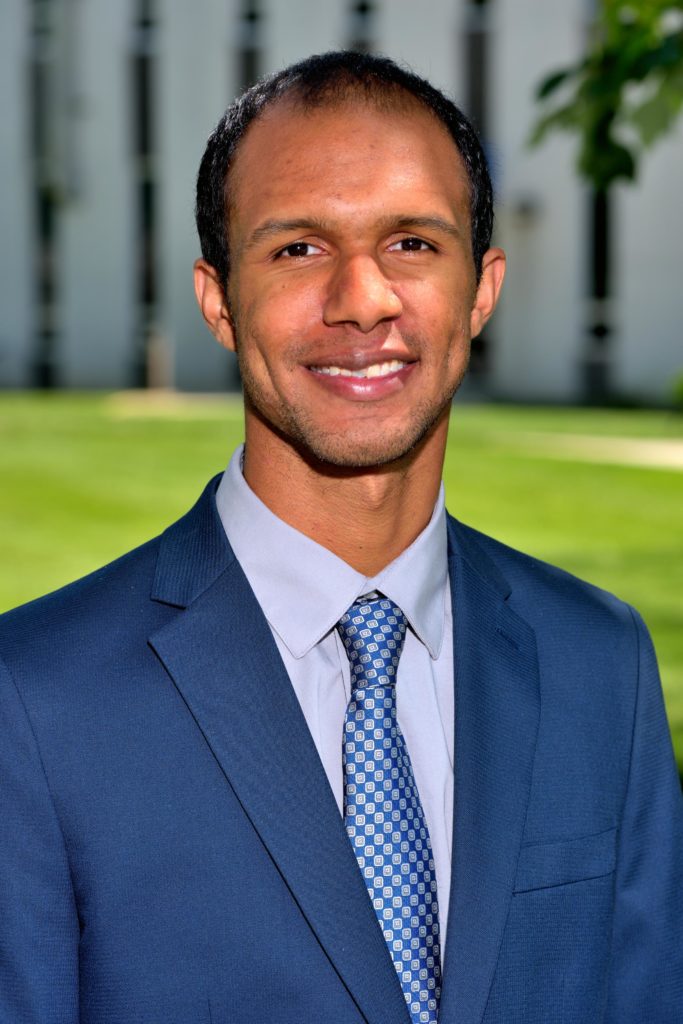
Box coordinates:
[1,477,681,1023]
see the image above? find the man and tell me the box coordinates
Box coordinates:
[0,51,681,1024]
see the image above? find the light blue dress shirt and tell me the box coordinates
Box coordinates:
[215,445,455,949]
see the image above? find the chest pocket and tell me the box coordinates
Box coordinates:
[513,826,617,893]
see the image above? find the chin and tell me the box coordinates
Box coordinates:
[244,374,460,471]
[304,444,412,470]
[290,419,443,471]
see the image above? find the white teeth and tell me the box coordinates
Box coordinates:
[312,359,406,379]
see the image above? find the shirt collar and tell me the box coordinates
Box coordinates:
[215,445,448,660]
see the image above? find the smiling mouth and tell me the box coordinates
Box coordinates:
[309,359,407,379]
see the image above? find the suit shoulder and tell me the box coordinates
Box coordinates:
[0,535,162,669]
[448,515,635,632]
[0,475,227,698]
[449,517,653,776]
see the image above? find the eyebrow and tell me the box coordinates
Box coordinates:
[241,213,464,253]
[241,218,330,253]
[388,215,463,241]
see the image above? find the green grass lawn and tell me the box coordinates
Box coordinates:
[2,392,682,768]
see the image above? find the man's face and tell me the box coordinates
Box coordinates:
[200,96,503,468]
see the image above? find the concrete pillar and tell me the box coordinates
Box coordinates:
[264,0,347,72]
[158,0,241,392]
[376,0,463,101]
[614,132,683,404]
[59,0,135,388]
[488,0,586,402]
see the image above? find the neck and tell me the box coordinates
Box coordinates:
[242,415,449,576]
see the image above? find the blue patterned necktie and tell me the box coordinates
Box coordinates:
[337,596,442,1024]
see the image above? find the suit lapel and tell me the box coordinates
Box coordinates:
[438,519,540,1024]
[149,486,410,1024]
[149,482,539,1024]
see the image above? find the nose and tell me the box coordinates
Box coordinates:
[323,255,402,333]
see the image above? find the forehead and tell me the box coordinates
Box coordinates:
[227,95,471,243]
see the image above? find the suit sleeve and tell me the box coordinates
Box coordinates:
[604,608,683,1022]
[0,656,80,1023]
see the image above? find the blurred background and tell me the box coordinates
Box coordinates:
[1,0,682,400]
[0,0,682,767]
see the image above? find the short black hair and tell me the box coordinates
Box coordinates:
[195,50,493,288]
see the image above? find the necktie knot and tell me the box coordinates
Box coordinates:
[337,596,407,692]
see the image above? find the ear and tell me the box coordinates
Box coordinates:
[193,259,237,352]
[470,247,506,339]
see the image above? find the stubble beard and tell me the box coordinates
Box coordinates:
[237,356,470,472]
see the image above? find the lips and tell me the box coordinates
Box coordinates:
[310,359,407,380]
[305,356,416,401]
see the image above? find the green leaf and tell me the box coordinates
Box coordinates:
[529,103,583,146]
[579,138,637,188]
[630,91,680,143]
[536,68,574,99]
[529,1,683,188]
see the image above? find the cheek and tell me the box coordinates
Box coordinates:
[242,280,322,355]
[275,279,323,335]
[402,274,471,330]
[403,290,469,359]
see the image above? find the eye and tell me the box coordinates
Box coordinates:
[275,241,324,259]
[388,236,436,253]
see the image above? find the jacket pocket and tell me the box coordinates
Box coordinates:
[513,826,617,893]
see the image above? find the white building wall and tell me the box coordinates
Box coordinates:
[489,0,586,402]
[159,0,240,392]
[614,132,683,403]
[265,0,347,71]
[60,0,135,388]
[377,0,463,101]
[0,0,32,387]
[1,0,681,401]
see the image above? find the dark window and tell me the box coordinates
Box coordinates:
[130,0,158,386]
[348,1,375,53]
[238,0,261,91]
[463,0,491,380]
[29,0,59,387]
